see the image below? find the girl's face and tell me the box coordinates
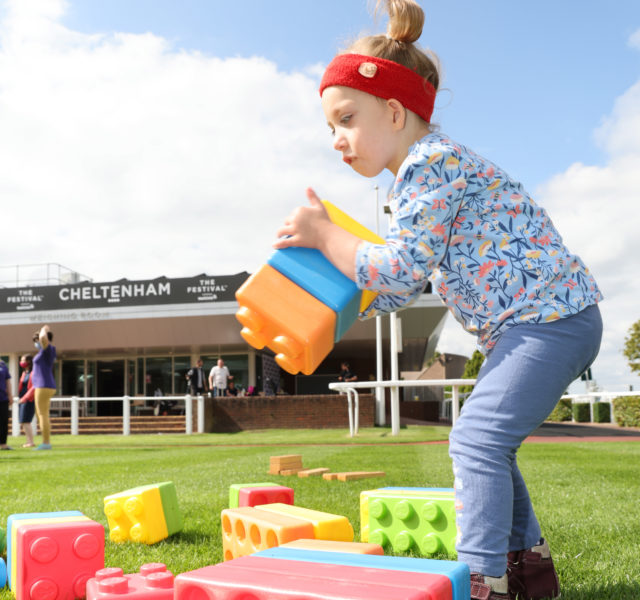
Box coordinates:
[321,86,403,177]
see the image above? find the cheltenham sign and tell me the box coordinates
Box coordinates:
[0,273,249,313]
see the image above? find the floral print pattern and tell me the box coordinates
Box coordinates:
[356,133,602,354]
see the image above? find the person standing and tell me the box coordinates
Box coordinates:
[32,324,56,450]
[18,355,36,448]
[186,358,208,396]
[0,358,13,450]
[208,358,232,397]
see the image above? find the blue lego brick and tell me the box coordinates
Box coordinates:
[6,511,83,588]
[0,557,6,589]
[254,547,470,600]
[267,247,360,342]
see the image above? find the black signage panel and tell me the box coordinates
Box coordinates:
[0,272,250,313]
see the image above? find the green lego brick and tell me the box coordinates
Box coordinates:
[229,482,278,508]
[156,481,183,535]
[367,491,457,557]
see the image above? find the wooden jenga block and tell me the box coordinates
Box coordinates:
[322,473,340,481]
[279,469,303,476]
[298,468,330,478]
[337,472,385,481]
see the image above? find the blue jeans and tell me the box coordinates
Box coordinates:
[449,304,602,576]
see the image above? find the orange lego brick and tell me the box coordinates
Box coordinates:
[221,507,314,561]
[280,539,384,555]
[236,265,336,375]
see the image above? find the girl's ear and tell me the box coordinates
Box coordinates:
[387,98,406,129]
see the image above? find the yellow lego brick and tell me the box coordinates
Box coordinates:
[321,200,385,313]
[221,507,314,561]
[104,486,168,544]
[257,503,354,542]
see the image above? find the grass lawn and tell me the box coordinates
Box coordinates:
[1,427,640,599]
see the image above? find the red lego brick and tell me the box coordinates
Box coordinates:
[86,563,174,599]
[238,486,295,507]
[16,519,105,600]
[175,555,452,600]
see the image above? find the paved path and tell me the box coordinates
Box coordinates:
[526,421,640,443]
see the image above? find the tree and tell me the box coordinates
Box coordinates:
[623,319,640,375]
[460,350,485,394]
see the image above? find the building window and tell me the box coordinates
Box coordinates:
[173,356,190,394]
[61,360,86,396]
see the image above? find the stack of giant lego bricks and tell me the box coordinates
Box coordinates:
[5,510,105,600]
[179,481,469,599]
[235,200,385,375]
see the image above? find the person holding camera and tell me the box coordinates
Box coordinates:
[31,324,56,450]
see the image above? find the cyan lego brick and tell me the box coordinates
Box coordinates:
[0,557,6,589]
[253,547,470,600]
[267,247,360,342]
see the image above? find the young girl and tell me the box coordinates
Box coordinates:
[274,1,602,599]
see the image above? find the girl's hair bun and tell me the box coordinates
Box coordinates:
[381,0,424,44]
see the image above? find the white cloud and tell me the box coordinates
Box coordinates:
[628,28,640,50]
[0,0,374,283]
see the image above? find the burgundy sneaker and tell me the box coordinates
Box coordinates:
[471,573,510,600]
[507,538,560,599]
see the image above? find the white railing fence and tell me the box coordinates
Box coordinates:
[329,379,477,437]
[10,387,639,438]
[11,395,206,437]
[330,380,640,437]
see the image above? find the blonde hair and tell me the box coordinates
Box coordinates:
[345,0,440,94]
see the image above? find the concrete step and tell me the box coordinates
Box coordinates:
[8,415,190,435]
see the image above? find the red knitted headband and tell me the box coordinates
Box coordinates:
[319,53,436,123]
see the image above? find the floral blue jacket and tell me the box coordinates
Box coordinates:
[356,133,602,354]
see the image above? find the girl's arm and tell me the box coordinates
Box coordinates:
[273,188,362,282]
[39,324,51,349]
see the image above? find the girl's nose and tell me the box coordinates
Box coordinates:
[332,131,347,152]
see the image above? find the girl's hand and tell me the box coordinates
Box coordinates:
[273,187,362,282]
[273,188,332,250]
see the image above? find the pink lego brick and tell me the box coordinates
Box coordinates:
[238,486,295,508]
[16,519,105,600]
[86,563,174,599]
[175,555,452,600]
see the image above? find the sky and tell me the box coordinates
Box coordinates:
[0,0,639,393]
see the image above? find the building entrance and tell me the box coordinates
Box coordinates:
[96,359,125,416]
